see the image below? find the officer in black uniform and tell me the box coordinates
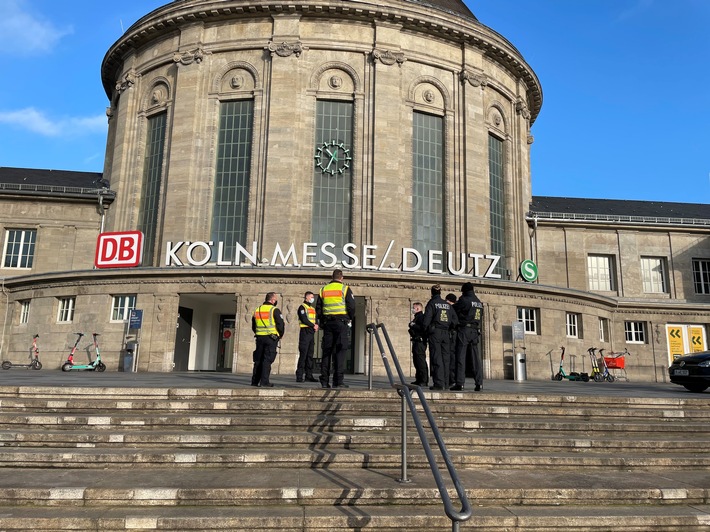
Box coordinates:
[451,282,484,391]
[408,301,428,387]
[296,291,319,382]
[422,284,458,390]
[445,293,458,387]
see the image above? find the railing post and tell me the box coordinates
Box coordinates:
[368,324,373,390]
[397,390,410,483]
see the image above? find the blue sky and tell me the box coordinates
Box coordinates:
[0,0,708,203]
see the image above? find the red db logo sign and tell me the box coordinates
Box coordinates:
[95,231,144,268]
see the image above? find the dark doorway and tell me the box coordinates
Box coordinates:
[173,306,193,371]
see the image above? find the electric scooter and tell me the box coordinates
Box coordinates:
[1,334,42,370]
[596,349,616,383]
[587,347,604,382]
[61,332,106,372]
[553,346,589,382]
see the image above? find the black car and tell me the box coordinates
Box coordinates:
[668,351,710,393]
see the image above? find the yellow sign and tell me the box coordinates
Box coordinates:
[690,326,705,352]
[667,326,684,361]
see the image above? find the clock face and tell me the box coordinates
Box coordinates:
[314,140,351,175]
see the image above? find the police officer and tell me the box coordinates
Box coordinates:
[296,291,319,382]
[317,269,355,388]
[408,302,428,387]
[445,293,458,387]
[251,292,285,387]
[422,284,458,390]
[451,282,484,391]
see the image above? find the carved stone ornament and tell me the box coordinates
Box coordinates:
[527,134,535,145]
[266,41,304,57]
[493,113,502,127]
[105,106,114,119]
[516,98,531,120]
[328,75,343,89]
[115,70,136,94]
[230,75,244,89]
[151,86,167,105]
[372,49,406,67]
[460,70,487,88]
[173,47,205,66]
[423,90,435,103]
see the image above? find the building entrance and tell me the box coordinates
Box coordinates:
[173,294,238,371]
[312,296,367,375]
[173,306,193,371]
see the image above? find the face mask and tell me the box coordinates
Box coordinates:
[273,300,278,306]
[308,298,314,304]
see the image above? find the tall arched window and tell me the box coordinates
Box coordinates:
[212,100,254,258]
[137,112,166,265]
[488,133,506,273]
[312,100,353,256]
[412,111,444,260]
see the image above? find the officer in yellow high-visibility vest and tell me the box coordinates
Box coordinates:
[296,291,319,383]
[316,269,355,388]
[250,292,285,387]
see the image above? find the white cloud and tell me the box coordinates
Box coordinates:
[0,107,107,137]
[0,0,73,55]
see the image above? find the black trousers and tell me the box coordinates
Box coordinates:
[296,328,315,379]
[454,327,481,386]
[320,318,350,386]
[427,328,450,388]
[412,340,428,384]
[251,335,278,386]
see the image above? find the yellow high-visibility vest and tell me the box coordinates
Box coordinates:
[300,303,316,328]
[254,304,278,335]
[320,282,348,316]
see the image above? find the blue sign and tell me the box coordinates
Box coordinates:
[129,309,143,330]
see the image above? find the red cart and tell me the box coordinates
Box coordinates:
[604,349,630,381]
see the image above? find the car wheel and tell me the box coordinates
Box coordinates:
[682,383,709,393]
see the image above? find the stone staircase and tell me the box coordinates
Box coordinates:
[0,385,709,530]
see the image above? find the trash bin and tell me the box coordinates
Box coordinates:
[514,350,527,381]
[123,342,136,372]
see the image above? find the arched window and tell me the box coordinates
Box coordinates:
[312,100,353,257]
[137,112,166,265]
[412,111,444,260]
[212,100,254,258]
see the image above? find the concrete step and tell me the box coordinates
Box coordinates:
[0,446,707,470]
[1,389,708,418]
[0,411,710,440]
[0,504,708,530]
[0,467,707,507]
[2,428,709,453]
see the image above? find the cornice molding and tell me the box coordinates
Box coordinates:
[266,40,305,57]
[101,0,542,121]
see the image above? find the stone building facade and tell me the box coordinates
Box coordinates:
[1,0,709,382]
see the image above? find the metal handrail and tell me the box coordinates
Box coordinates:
[366,322,472,531]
